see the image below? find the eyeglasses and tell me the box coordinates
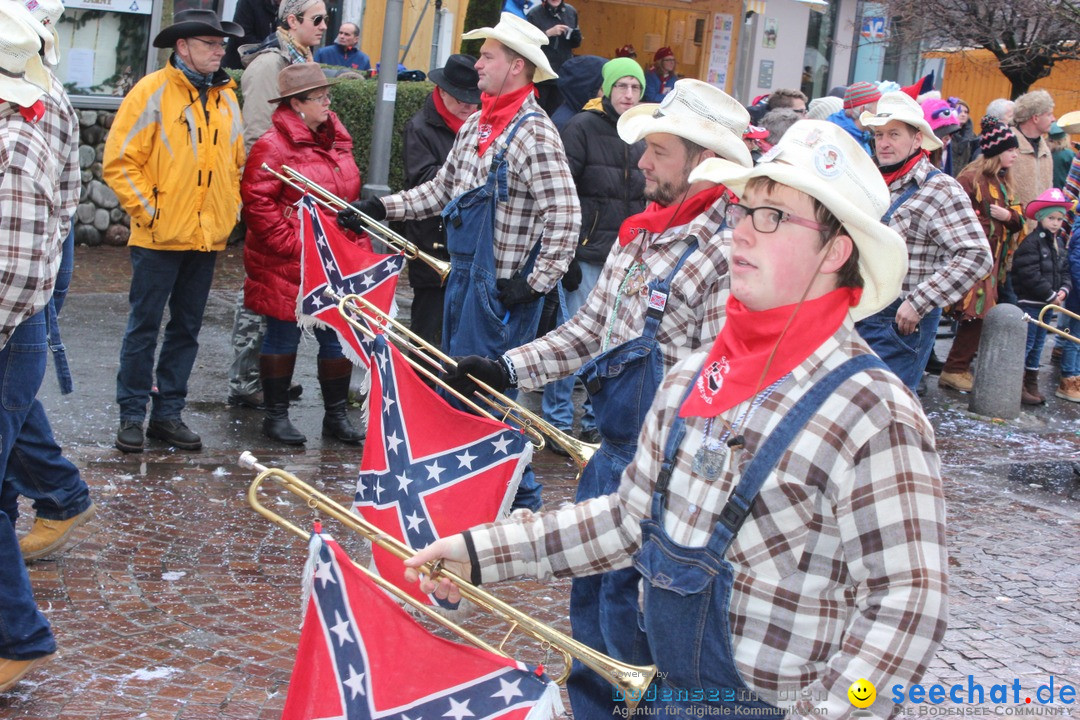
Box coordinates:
[187,37,228,51]
[725,203,830,234]
[612,82,642,93]
[303,92,331,104]
[298,12,327,26]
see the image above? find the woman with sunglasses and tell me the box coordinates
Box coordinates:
[240,63,370,446]
[226,0,328,412]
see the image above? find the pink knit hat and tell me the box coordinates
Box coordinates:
[921,98,961,138]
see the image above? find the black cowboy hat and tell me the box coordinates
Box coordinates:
[153,9,244,49]
[428,54,480,105]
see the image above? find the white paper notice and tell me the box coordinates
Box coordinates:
[66,48,96,89]
[382,83,397,102]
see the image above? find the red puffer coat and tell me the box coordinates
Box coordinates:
[242,104,371,322]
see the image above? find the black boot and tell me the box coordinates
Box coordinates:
[261,354,306,445]
[319,357,363,445]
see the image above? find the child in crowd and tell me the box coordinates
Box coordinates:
[1013,188,1073,404]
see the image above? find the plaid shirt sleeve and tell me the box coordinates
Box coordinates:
[894,163,993,316]
[0,112,59,349]
[470,322,947,715]
[382,124,463,223]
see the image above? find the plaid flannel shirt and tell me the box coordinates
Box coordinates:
[381,94,580,294]
[505,202,731,390]
[469,319,948,718]
[41,72,80,241]
[0,103,61,349]
[889,156,992,317]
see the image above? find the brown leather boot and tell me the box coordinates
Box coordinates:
[1022,369,1045,405]
[261,354,306,445]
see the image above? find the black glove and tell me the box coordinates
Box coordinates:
[444,355,512,397]
[336,197,386,234]
[561,258,582,292]
[496,276,541,306]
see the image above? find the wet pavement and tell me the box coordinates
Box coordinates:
[2,246,1079,719]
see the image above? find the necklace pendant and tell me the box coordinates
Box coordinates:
[692,443,727,480]
[624,265,647,296]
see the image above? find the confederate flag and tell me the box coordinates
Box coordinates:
[297,195,404,366]
[281,533,563,720]
[353,334,532,606]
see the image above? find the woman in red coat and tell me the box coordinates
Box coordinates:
[242,63,371,445]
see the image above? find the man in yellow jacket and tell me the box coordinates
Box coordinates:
[103,9,246,453]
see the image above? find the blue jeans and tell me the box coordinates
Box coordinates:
[53,226,74,316]
[1022,305,1052,371]
[116,248,217,422]
[0,311,57,659]
[855,299,942,390]
[541,263,600,432]
[1061,315,1080,376]
[262,317,344,358]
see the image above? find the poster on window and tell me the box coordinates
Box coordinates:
[706,12,734,90]
[62,0,152,14]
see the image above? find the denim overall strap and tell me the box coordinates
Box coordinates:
[640,239,700,340]
[44,298,73,395]
[882,168,940,223]
[439,112,546,361]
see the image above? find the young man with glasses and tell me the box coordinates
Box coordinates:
[765,88,808,115]
[441,78,754,720]
[226,0,328,412]
[103,10,246,452]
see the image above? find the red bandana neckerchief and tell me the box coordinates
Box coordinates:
[618,185,733,246]
[879,149,927,187]
[476,83,536,156]
[432,89,465,135]
[679,287,861,418]
[2,98,45,124]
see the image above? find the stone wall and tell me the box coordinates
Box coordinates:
[74,109,130,247]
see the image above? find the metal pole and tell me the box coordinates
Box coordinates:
[429,0,444,72]
[363,0,404,199]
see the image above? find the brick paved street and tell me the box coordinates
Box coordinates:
[0,247,1077,719]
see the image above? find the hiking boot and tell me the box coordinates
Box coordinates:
[1022,369,1045,405]
[1055,375,1080,402]
[938,370,974,392]
[579,427,601,445]
[0,654,54,693]
[20,504,97,562]
[116,421,144,453]
[146,418,202,450]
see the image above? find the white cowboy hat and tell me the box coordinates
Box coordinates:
[461,13,557,83]
[688,119,907,321]
[859,91,942,151]
[617,79,753,167]
[0,3,51,108]
[1057,110,1080,135]
[22,0,63,66]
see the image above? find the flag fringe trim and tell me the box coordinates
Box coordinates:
[523,679,565,720]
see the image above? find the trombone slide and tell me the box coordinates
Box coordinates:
[1025,305,1080,345]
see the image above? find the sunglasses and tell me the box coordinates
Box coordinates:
[298,12,327,26]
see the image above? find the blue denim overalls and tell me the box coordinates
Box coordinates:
[439,113,546,510]
[630,354,885,717]
[855,170,942,390]
[565,241,699,720]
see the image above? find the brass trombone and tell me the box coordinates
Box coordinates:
[240,452,656,708]
[1023,305,1080,345]
[329,289,599,473]
[260,163,452,284]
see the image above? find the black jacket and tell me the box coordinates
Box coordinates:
[1012,226,1071,306]
[402,93,455,289]
[223,0,278,70]
[560,97,646,264]
[526,2,581,73]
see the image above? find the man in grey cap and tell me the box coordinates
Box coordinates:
[103,9,245,453]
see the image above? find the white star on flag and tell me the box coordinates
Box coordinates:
[396,472,413,494]
[491,435,513,454]
[405,510,425,533]
[386,430,403,454]
[444,697,475,720]
[425,462,445,482]
[315,559,337,588]
[342,664,366,698]
[330,610,353,646]
[456,450,476,469]
[491,677,523,704]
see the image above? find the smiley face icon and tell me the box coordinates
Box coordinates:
[848,678,876,708]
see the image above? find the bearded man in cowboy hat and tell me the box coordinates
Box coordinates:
[338,12,581,513]
[103,9,245,454]
[0,2,66,693]
[405,120,948,718]
[854,91,991,392]
[442,78,752,720]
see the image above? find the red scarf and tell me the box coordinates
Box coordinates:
[618,185,733,246]
[432,89,465,134]
[679,287,861,418]
[476,83,536,156]
[2,98,45,124]
[880,149,927,187]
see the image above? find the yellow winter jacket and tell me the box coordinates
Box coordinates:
[103,59,245,251]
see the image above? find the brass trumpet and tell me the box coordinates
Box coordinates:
[260,163,452,284]
[329,289,599,473]
[240,452,657,709]
[1024,305,1080,345]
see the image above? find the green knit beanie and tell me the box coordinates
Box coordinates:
[1035,206,1067,223]
[602,58,646,98]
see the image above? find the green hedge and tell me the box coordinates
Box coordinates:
[227,69,433,193]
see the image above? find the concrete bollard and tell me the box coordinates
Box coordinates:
[970,304,1027,419]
